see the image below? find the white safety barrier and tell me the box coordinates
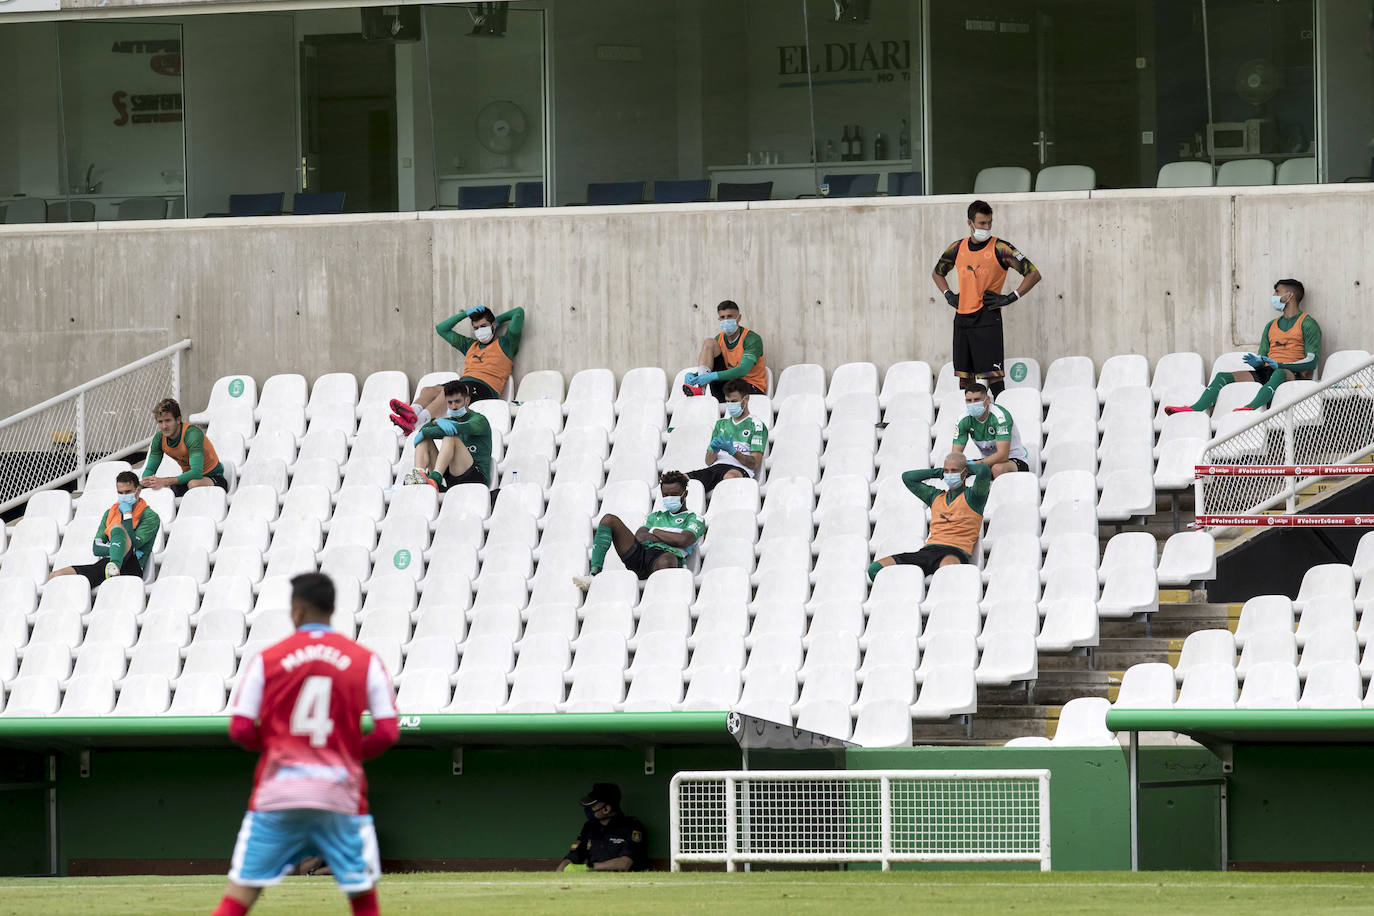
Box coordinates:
[1195,356,1374,521]
[0,340,191,513]
[670,769,1051,871]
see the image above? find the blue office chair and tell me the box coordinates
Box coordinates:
[653,179,711,204]
[228,193,285,217]
[886,171,923,196]
[586,181,646,205]
[717,181,772,202]
[513,182,543,208]
[457,185,512,209]
[292,192,346,215]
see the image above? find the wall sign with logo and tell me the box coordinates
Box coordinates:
[776,39,912,87]
[110,38,183,126]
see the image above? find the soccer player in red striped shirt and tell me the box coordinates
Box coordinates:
[210,573,399,916]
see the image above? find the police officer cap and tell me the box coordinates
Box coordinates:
[579,782,621,808]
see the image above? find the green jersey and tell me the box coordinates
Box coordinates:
[1257,312,1321,374]
[708,414,768,477]
[146,424,220,485]
[92,506,161,564]
[641,508,706,559]
[953,404,1026,463]
[416,412,493,481]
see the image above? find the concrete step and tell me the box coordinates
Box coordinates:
[1095,637,1171,670]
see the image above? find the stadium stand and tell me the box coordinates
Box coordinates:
[4,348,1369,747]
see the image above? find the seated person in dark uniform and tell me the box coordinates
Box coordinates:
[555,783,648,872]
[572,471,704,592]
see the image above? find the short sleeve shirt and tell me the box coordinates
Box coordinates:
[562,814,648,870]
[709,415,769,476]
[953,404,1027,462]
[642,508,706,559]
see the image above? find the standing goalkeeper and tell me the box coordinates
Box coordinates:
[932,200,1041,398]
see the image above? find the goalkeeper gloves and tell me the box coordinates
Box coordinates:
[981,290,1019,310]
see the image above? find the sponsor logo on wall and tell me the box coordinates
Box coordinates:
[110,39,183,126]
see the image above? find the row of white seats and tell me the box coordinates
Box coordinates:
[1117,658,1374,710]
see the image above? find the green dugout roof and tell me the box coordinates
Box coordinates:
[1107,708,1374,745]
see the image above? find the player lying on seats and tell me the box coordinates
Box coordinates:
[401,380,493,492]
[687,380,768,494]
[869,454,991,579]
[390,305,525,432]
[1166,279,1321,416]
[573,471,705,589]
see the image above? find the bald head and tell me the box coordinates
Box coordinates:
[942,453,969,475]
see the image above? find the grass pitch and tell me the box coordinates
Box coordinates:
[2,871,1373,915]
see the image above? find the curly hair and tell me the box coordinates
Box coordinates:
[658,470,689,492]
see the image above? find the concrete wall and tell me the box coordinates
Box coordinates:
[1,184,1372,418]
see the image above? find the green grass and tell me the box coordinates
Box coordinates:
[3,872,1374,915]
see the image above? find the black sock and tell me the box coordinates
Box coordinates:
[989,380,1006,398]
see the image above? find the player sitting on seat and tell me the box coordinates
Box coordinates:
[954,383,1030,479]
[48,471,161,588]
[573,471,705,589]
[687,379,768,494]
[140,398,228,494]
[869,454,991,579]
[1165,279,1321,415]
[401,380,492,492]
[682,300,767,401]
[390,305,524,433]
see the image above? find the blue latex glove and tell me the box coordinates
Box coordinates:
[465,306,485,318]
[1241,353,1262,368]
[683,372,699,386]
[697,371,719,385]
[435,417,461,437]
[1262,355,1279,369]
[709,436,730,453]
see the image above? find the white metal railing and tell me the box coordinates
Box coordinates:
[0,340,191,514]
[1194,356,1374,521]
[670,769,1051,872]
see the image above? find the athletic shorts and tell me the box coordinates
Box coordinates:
[618,542,680,580]
[443,465,488,489]
[1251,364,1308,386]
[688,463,752,494]
[952,307,1005,377]
[229,809,380,893]
[890,545,969,577]
[1009,457,1030,473]
[71,553,144,589]
[171,473,228,497]
[707,356,765,400]
[460,377,501,402]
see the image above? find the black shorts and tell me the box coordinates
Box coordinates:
[708,356,765,400]
[443,465,488,489]
[952,307,1005,377]
[890,545,969,577]
[618,542,680,580]
[1250,364,1307,386]
[688,463,751,494]
[1009,457,1030,473]
[71,553,144,589]
[460,377,501,402]
[171,473,228,497]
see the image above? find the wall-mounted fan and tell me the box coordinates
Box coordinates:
[1235,58,1283,106]
[476,100,529,169]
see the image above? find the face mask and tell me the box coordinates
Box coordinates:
[725,401,743,419]
[446,407,467,419]
[662,496,683,513]
[1270,295,1285,311]
[474,326,495,343]
[971,227,992,243]
[719,318,738,335]
[117,493,137,512]
[943,473,964,490]
[965,401,987,419]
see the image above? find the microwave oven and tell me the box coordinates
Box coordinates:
[1208,119,1270,156]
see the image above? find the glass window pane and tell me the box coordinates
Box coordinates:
[425,4,546,210]
[58,21,187,220]
[0,24,62,223]
[1318,0,1374,183]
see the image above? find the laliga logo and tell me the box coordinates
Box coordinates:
[1356,516,1374,526]
[1295,466,1318,476]
[1265,516,1284,526]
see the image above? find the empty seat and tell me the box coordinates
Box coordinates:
[1295,564,1356,609]
[973,167,1031,194]
[1175,663,1237,709]
[1236,661,1300,709]
[1156,161,1213,188]
[1035,165,1094,192]
[975,632,1037,687]
[169,673,229,714]
[1113,663,1176,708]
[911,665,978,720]
[1156,532,1217,586]
[1174,630,1236,683]
[113,674,172,715]
[1216,158,1274,187]
[1299,661,1363,709]
[1236,629,1297,680]
[1050,697,1115,746]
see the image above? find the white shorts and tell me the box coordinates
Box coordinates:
[228,808,380,893]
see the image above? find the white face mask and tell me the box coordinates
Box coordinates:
[971,227,992,243]
[1270,295,1285,311]
[474,326,495,344]
[943,472,965,489]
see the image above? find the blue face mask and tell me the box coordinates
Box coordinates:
[965,401,987,419]
[117,493,137,511]
[720,318,738,335]
[1270,295,1285,311]
[446,407,467,419]
[725,401,743,419]
[662,495,683,513]
[943,473,964,490]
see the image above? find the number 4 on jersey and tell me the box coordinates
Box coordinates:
[290,675,336,747]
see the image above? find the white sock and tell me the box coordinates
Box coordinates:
[415,407,431,425]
